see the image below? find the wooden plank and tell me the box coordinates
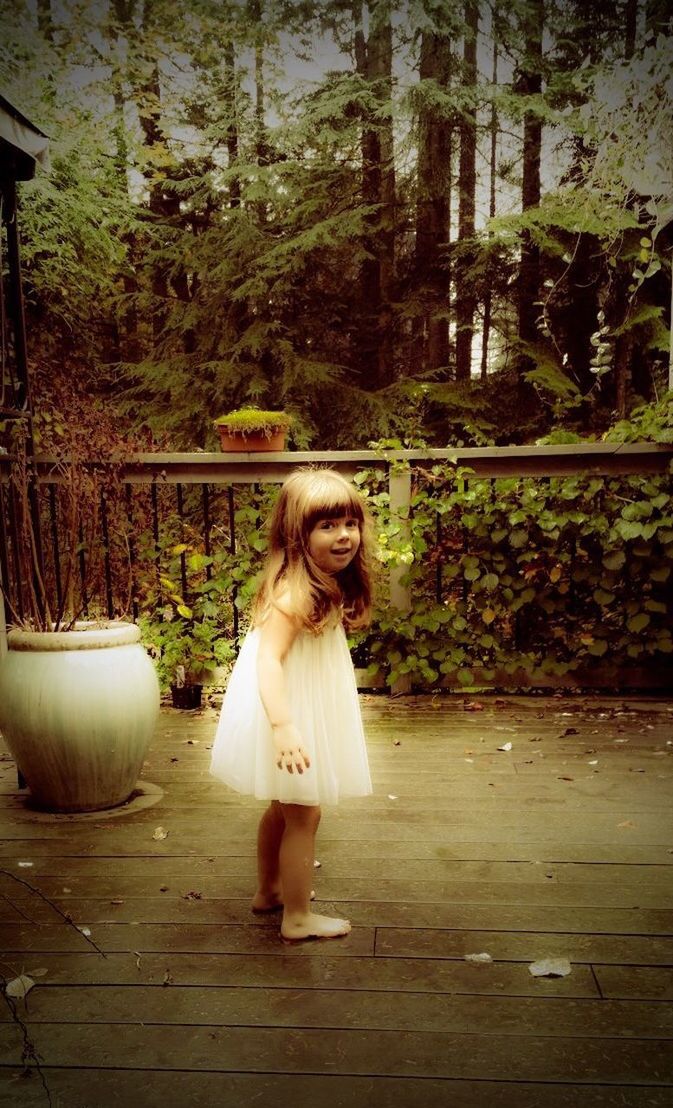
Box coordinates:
[376,928,673,965]
[6,874,672,909]
[0,838,670,864]
[5,986,671,1039]
[595,967,673,1001]
[1,1071,670,1108]
[1,855,670,884]
[1,1022,672,1083]
[0,951,601,997]
[0,922,374,956]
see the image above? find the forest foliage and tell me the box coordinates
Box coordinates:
[0,0,672,450]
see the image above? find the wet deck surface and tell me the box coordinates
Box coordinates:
[1,693,672,1107]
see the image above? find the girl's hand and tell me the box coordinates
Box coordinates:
[272,723,311,774]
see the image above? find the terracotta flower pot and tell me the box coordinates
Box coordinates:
[215,427,286,452]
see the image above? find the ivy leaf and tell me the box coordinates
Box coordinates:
[587,640,608,656]
[602,551,625,571]
[615,520,642,541]
[593,589,615,606]
[627,613,650,633]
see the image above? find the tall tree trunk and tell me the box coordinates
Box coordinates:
[134,0,190,341]
[624,0,637,54]
[480,36,498,381]
[645,0,670,37]
[454,0,478,382]
[110,0,140,363]
[415,11,453,376]
[355,0,396,390]
[515,0,543,402]
[224,41,240,209]
[36,0,54,41]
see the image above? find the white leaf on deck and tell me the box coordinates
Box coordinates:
[497,742,513,752]
[465,952,493,963]
[529,958,571,977]
[5,974,35,999]
[153,827,169,840]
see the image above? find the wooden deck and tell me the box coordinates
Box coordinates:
[1,694,672,1107]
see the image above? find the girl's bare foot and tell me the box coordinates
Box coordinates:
[280,912,351,941]
[252,888,315,913]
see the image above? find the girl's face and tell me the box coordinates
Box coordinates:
[307,514,361,575]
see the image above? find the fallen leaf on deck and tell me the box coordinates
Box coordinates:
[17,862,33,868]
[558,776,574,781]
[464,701,484,712]
[562,727,579,736]
[617,820,636,829]
[110,898,124,906]
[388,794,398,800]
[497,742,513,752]
[26,968,48,978]
[78,927,91,937]
[134,951,142,970]
[159,885,169,892]
[464,952,493,963]
[5,974,36,1000]
[314,860,322,868]
[588,760,598,766]
[393,739,401,746]
[529,958,571,978]
[153,827,169,840]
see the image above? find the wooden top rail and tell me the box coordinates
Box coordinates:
[2,442,672,483]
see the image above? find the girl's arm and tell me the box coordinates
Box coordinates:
[256,598,311,775]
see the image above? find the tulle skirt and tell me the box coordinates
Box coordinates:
[209,622,372,806]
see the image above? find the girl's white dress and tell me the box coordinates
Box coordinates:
[209,619,372,806]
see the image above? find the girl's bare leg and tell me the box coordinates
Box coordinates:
[252,801,317,912]
[279,803,351,940]
[252,801,285,911]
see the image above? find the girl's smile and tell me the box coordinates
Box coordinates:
[308,515,361,574]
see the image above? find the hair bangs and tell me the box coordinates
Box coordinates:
[301,474,364,535]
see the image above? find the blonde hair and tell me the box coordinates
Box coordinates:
[253,467,374,633]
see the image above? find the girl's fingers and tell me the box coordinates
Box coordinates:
[276,747,311,773]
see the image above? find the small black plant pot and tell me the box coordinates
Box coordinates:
[170,684,203,710]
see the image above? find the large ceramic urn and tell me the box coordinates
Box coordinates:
[0,621,159,812]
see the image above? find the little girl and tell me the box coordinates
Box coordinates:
[209,467,374,942]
